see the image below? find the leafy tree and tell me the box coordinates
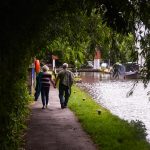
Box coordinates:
[41,12,135,66]
[0,1,150,149]
[95,0,150,84]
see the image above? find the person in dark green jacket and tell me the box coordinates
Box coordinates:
[55,63,74,109]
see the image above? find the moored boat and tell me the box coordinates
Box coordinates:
[124,62,140,79]
[125,71,139,79]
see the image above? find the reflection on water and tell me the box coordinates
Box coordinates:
[79,72,111,83]
[78,72,150,142]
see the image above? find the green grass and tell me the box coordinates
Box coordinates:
[69,85,150,150]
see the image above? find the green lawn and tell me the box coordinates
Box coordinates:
[68,85,150,150]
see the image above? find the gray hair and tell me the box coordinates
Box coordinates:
[42,65,49,72]
[63,63,68,69]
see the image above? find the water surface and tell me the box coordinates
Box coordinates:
[78,72,150,142]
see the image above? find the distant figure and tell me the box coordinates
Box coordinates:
[34,59,42,100]
[112,63,125,79]
[112,63,120,79]
[119,64,126,79]
[34,71,43,101]
[40,65,56,109]
[55,63,74,109]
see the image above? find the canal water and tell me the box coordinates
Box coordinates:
[77,72,150,142]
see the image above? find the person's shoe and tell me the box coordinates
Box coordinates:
[61,104,65,109]
[63,103,67,108]
[42,106,45,109]
[46,105,48,108]
[61,106,64,109]
[63,104,67,108]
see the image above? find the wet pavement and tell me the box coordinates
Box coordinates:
[25,86,97,150]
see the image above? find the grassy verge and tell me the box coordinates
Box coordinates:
[68,85,150,150]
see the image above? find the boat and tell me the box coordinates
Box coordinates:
[124,62,140,79]
[125,71,139,79]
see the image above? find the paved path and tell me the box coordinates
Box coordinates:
[25,86,97,150]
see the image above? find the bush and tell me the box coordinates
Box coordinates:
[130,120,147,140]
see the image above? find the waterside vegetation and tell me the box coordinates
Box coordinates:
[1,1,150,149]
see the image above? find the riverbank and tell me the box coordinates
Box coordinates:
[77,79,150,141]
[69,85,150,150]
[56,68,111,73]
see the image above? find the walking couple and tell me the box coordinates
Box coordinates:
[35,63,74,109]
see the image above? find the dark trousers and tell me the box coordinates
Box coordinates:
[59,84,71,106]
[113,69,120,78]
[34,76,41,100]
[41,86,50,106]
[34,83,41,100]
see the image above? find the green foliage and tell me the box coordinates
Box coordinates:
[96,0,150,84]
[39,12,135,66]
[69,86,150,150]
[0,79,32,150]
[0,0,150,149]
[130,120,147,140]
[0,42,34,149]
[140,33,150,87]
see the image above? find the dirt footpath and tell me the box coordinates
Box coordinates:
[25,86,97,150]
